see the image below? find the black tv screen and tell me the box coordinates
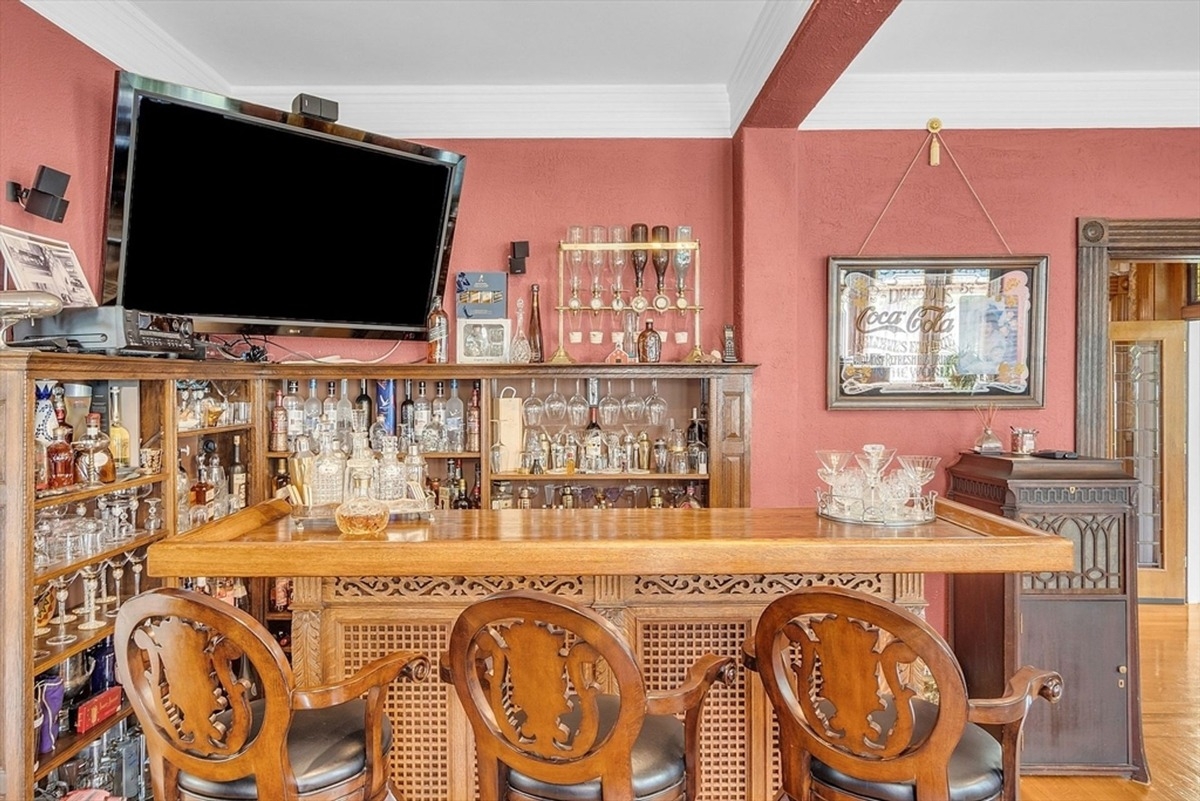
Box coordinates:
[103,71,465,340]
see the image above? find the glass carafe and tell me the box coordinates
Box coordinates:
[335,471,389,539]
[311,427,346,506]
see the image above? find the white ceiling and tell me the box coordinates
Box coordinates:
[24,0,1200,138]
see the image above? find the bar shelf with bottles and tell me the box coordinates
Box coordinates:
[552,224,704,364]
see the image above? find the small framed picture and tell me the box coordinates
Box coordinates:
[457,319,511,364]
[0,225,97,307]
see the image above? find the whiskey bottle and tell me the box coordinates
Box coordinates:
[73,412,116,485]
[465,380,481,453]
[637,320,662,363]
[229,434,248,510]
[427,295,450,364]
[47,425,76,490]
[528,284,545,363]
[107,386,131,470]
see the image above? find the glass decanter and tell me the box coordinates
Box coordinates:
[510,297,532,363]
[311,426,346,506]
[375,436,407,501]
[335,470,389,539]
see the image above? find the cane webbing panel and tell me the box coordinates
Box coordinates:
[638,618,749,800]
[340,622,450,801]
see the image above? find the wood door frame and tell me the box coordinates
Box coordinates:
[1076,218,1200,456]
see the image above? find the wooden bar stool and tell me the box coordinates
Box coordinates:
[440,589,736,801]
[744,587,1062,801]
[115,587,428,801]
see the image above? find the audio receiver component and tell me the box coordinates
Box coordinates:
[13,306,200,358]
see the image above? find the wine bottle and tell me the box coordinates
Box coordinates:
[399,378,416,447]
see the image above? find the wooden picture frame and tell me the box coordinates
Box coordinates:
[827,255,1047,409]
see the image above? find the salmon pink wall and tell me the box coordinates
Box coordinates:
[0,1,117,284]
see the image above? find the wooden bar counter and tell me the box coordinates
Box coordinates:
[148,498,1072,801]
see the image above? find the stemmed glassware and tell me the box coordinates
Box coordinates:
[621,379,645,423]
[854,444,897,523]
[523,379,545,427]
[105,556,127,619]
[544,379,567,422]
[567,380,589,428]
[76,564,106,631]
[644,379,669,428]
[210,379,240,425]
[599,381,621,428]
[45,575,77,646]
[144,497,163,532]
[898,455,941,497]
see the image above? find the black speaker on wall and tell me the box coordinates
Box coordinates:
[508,240,529,274]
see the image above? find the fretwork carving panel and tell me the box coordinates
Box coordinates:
[631,573,892,599]
[338,622,451,801]
[637,617,749,801]
[1019,511,1125,592]
[331,575,589,601]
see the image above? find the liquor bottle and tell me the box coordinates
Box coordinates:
[445,378,465,452]
[50,384,73,443]
[453,478,471,509]
[322,380,338,429]
[284,380,305,445]
[528,283,545,363]
[273,459,291,498]
[404,442,428,491]
[686,407,704,472]
[469,466,482,509]
[73,412,117,485]
[107,386,131,469]
[375,435,406,501]
[583,405,603,473]
[269,388,289,452]
[343,429,376,498]
[335,470,389,539]
[465,380,481,453]
[368,412,389,452]
[335,378,354,449]
[637,320,662,363]
[287,436,313,505]
[189,454,215,510]
[375,378,396,437]
[413,380,432,442]
[355,379,374,424]
[432,381,447,430]
[399,379,416,447]
[427,295,449,364]
[47,424,76,490]
[303,378,322,437]
[229,434,248,510]
[311,426,346,506]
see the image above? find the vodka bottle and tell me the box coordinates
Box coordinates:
[322,380,338,429]
[107,386,131,469]
[303,378,322,437]
[311,426,346,506]
[432,381,448,429]
[355,379,374,425]
[445,378,465,452]
[413,381,432,441]
[284,380,305,445]
[335,378,354,450]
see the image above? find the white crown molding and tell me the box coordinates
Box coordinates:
[803,72,1200,130]
[727,0,813,130]
[22,0,230,94]
[234,85,735,139]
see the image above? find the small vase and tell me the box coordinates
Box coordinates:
[973,427,1004,454]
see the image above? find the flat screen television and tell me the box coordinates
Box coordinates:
[103,71,466,340]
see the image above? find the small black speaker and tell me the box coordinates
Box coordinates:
[33,165,70,197]
[508,240,529,274]
[292,93,339,122]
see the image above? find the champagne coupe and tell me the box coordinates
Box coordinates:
[621,379,646,423]
[674,225,693,309]
[630,223,649,313]
[898,454,941,508]
[644,379,669,428]
[588,225,607,311]
[599,381,621,428]
[650,225,671,312]
[46,575,77,645]
[544,379,567,422]
[567,380,589,428]
[566,225,586,310]
[609,225,628,312]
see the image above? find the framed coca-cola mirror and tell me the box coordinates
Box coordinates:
[827,255,1047,409]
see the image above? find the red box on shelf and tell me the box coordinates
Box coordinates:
[75,686,123,735]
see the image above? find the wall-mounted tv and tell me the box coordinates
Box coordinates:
[103,71,466,340]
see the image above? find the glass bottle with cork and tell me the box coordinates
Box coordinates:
[107,386,131,470]
[269,387,289,452]
[528,284,545,363]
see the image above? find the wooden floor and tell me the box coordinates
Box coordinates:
[1020,603,1199,801]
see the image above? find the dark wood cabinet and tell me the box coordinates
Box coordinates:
[946,452,1148,780]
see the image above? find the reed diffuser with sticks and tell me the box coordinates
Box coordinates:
[973,403,1004,454]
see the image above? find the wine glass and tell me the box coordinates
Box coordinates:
[599,381,621,428]
[644,379,669,428]
[523,379,545,427]
[45,575,77,646]
[544,379,567,422]
[621,379,645,423]
[144,497,163,532]
[567,380,589,428]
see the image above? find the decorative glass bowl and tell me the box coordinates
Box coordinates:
[815,444,939,526]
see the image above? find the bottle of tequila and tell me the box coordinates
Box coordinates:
[107,386,131,470]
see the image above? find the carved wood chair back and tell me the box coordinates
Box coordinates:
[116,587,423,801]
[443,589,735,801]
[747,587,1062,801]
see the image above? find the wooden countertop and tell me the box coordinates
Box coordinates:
[148,497,1073,578]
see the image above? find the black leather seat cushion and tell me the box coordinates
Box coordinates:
[507,694,686,801]
[177,699,392,800]
[811,699,1002,801]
